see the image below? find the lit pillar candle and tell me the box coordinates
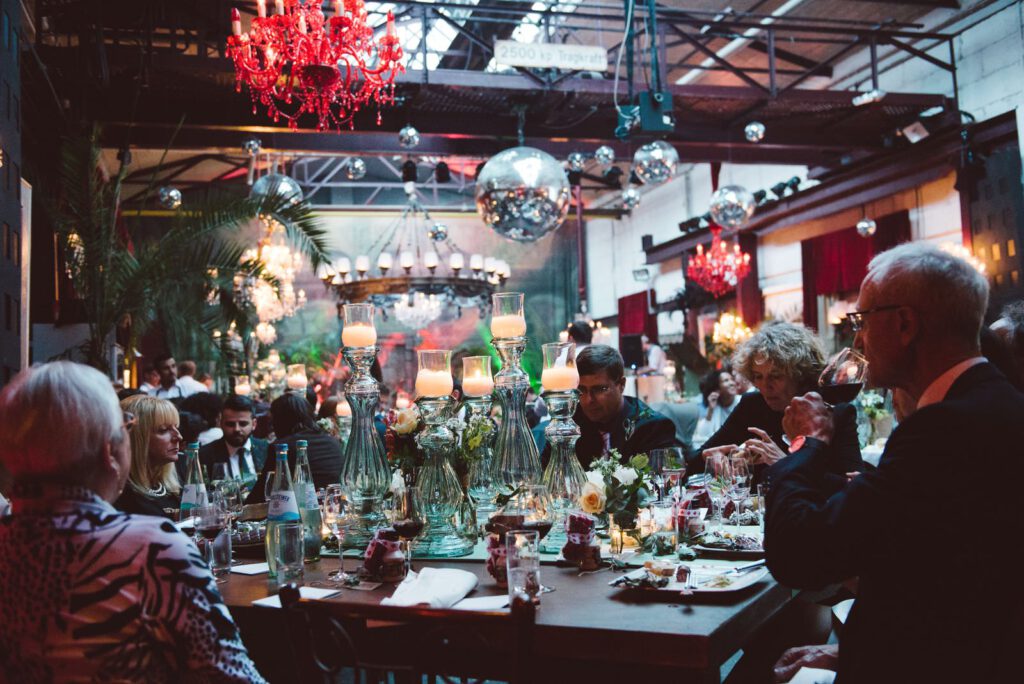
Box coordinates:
[297,12,307,33]
[342,322,377,348]
[463,371,494,397]
[415,369,454,398]
[231,8,242,35]
[286,364,308,390]
[336,400,352,417]
[490,314,527,339]
[541,365,580,392]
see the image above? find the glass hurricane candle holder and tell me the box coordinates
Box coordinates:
[415,350,454,398]
[540,343,585,553]
[462,356,495,398]
[490,292,527,340]
[341,303,378,348]
[234,375,252,396]
[463,356,498,524]
[286,363,308,391]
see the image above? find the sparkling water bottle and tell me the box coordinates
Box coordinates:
[293,440,322,562]
[265,444,301,578]
[179,442,207,522]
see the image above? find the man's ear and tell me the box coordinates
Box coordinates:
[896,306,920,346]
[616,375,627,390]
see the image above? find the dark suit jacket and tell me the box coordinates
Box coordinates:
[694,391,863,486]
[765,363,1024,683]
[541,396,679,470]
[198,437,269,478]
[245,428,344,504]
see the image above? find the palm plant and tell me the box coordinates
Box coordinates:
[52,133,330,372]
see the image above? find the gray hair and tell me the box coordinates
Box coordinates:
[0,362,123,483]
[866,242,989,348]
[577,345,625,382]
[732,320,826,391]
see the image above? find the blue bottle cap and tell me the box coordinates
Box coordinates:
[297,440,308,447]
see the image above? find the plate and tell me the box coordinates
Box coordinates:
[610,566,770,594]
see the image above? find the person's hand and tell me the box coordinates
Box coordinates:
[742,427,787,465]
[702,444,737,463]
[772,644,839,683]
[705,391,720,420]
[782,392,834,444]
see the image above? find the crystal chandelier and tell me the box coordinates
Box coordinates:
[712,312,753,346]
[237,215,308,328]
[227,0,404,131]
[327,194,507,329]
[686,226,752,298]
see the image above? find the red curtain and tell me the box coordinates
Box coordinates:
[618,290,658,344]
[802,210,911,330]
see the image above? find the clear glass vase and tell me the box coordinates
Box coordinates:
[339,346,389,549]
[463,394,499,524]
[413,396,474,557]
[540,389,585,553]
[492,337,542,490]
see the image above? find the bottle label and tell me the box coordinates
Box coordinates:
[304,485,318,510]
[268,490,301,521]
[181,484,199,510]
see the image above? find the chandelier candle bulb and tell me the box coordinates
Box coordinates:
[231,8,241,36]
[275,0,284,15]
[424,251,439,270]
[286,366,308,391]
[470,254,485,272]
[235,381,251,396]
[342,323,377,348]
[333,0,342,16]
[400,251,415,271]
[542,365,580,392]
[377,252,393,274]
[415,370,454,398]
[355,256,370,275]
[257,0,266,17]
[491,314,527,339]
[450,253,464,273]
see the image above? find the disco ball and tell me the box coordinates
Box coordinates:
[567,152,586,172]
[242,137,262,155]
[475,146,571,242]
[595,145,615,166]
[856,217,877,237]
[158,186,182,210]
[398,125,420,149]
[709,185,756,229]
[428,222,449,241]
[346,158,367,180]
[622,187,642,209]
[744,121,766,143]
[632,140,678,185]
[250,173,304,204]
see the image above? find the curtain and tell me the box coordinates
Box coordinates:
[618,290,658,342]
[802,210,912,330]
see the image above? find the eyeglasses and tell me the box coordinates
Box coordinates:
[123,411,136,432]
[578,384,616,399]
[845,305,903,332]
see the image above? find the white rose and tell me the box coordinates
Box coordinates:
[390,469,406,496]
[585,470,605,486]
[613,466,638,487]
[579,481,606,515]
[393,407,419,435]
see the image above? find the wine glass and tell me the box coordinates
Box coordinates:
[514,485,554,593]
[392,486,426,574]
[195,503,230,583]
[652,447,686,503]
[818,347,869,405]
[263,470,275,502]
[321,487,351,587]
[704,454,730,533]
[727,456,751,535]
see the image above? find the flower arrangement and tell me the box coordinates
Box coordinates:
[460,412,494,465]
[384,406,423,473]
[859,390,890,421]
[578,451,654,530]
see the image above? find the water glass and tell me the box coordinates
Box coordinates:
[274,521,305,586]
[506,530,541,604]
[756,483,769,535]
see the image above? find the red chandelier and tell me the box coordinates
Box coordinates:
[686,225,752,298]
[228,0,404,131]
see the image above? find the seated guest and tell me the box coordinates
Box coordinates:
[246,393,343,503]
[177,359,211,396]
[693,321,862,481]
[541,345,678,470]
[199,394,268,482]
[690,368,739,449]
[567,320,593,354]
[768,243,1024,682]
[989,299,1024,390]
[0,361,264,681]
[116,394,183,519]
[181,390,224,446]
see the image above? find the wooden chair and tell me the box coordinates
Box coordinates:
[280,584,536,684]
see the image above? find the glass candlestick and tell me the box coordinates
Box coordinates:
[463,392,498,524]
[540,342,584,553]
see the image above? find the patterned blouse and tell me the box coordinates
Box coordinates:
[0,483,266,683]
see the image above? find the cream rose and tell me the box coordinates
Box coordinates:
[392,407,419,435]
[613,465,638,487]
[390,469,406,496]
[579,481,606,515]
[585,470,605,486]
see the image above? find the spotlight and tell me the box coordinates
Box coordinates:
[770,182,788,199]
[752,189,767,204]
[435,161,451,183]
[632,267,651,282]
[785,176,802,192]
[402,160,417,183]
[603,166,625,188]
[852,89,886,107]
[900,121,930,144]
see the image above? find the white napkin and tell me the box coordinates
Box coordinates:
[453,595,509,611]
[380,568,478,609]
[786,667,836,684]
[252,586,340,608]
[231,562,270,575]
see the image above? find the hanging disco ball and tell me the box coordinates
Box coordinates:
[567,152,586,172]
[158,186,182,210]
[250,173,304,204]
[856,217,877,237]
[346,158,367,180]
[622,187,642,209]
[744,121,766,143]
[709,185,756,229]
[242,137,262,155]
[595,145,615,166]
[475,146,571,242]
[398,125,421,149]
[632,140,679,185]
[428,222,449,242]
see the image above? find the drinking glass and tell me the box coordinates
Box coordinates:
[818,347,869,405]
[210,462,231,487]
[704,454,730,532]
[322,487,351,585]
[195,504,231,583]
[263,471,275,502]
[392,486,426,575]
[506,530,541,605]
[727,456,751,534]
[273,521,305,586]
[756,483,768,536]
[653,447,686,503]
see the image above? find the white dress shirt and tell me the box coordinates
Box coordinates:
[227,439,257,479]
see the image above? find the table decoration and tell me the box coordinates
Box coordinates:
[561,511,601,571]
[461,356,499,524]
[360,527,406,583]
[381,567,479,608]
[540,342,585,553]
[339,303,390,548]
[578,451,654,551]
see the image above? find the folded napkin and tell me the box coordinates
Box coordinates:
[231,562,270,575]
[786,667,836,684]
[380,568,478,609]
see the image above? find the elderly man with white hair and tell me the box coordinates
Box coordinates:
[0,361,265,682]
[765,243,1024,683]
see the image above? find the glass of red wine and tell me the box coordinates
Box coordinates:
[195,503,230,583]
[515,485,555,593]
[818,347,869,405]
[393,486,426,574]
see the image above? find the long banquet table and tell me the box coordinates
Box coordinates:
[219,552,803,684]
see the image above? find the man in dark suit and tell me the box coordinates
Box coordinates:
[541,345,678,470]
[766,243,1024,683]
[199,394,268,484]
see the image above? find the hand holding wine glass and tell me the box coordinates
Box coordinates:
[818,348,869,405]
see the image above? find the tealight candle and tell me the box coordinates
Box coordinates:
[235,382,251,396]
[463,371,494,397]
[415,369,454,398]
[541,365,579,392]
[342,322,377,348]
[490,314,527,339]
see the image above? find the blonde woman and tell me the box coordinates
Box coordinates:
[115,394,183,518]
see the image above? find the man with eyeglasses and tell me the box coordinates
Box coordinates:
[541,345,678,470]
[199,394,268,485]
[765,243,1024,683]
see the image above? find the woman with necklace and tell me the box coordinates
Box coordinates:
[116,394,183,518]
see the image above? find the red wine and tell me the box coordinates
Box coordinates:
[197,524,223,541]
[393,519,425,540]
[521,520,553,540]
[818,382,863,404]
